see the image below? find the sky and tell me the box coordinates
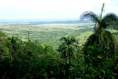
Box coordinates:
[0,0,118,21]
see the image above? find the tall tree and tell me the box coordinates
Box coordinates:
[58,36,78,64]
[11,36,18,59]
[58,36,78,79]
[80,3,118,61]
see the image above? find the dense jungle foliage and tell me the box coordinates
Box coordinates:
[0,28,118,79]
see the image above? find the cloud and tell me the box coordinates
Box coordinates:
[0,0,117,20]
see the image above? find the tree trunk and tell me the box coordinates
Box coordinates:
[11,49,14,60]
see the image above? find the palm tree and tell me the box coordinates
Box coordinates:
[11,36,19,59]
[80,3,118,61]
[80,3,118,30]
[27,31,31,42]
[58,36,78,79]
[58,36,78,64]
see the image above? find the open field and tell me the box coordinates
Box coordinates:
[0,23,118,49]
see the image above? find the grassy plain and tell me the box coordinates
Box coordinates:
[0,23,118,49]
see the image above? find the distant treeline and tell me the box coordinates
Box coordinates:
[0,20,93,26]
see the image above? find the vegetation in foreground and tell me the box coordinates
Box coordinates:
[81,3,118,62]
[0,30,118,79]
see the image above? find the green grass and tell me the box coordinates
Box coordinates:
[76,31,94,46]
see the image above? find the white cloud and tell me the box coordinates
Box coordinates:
[0,0,117,20]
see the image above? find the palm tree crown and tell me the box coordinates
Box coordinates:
[80,3,118,29]
[58,36,78,64]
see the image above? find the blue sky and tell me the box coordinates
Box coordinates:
[0,0,118,21]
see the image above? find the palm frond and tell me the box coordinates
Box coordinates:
[101,3,105,13]
[102,13,118,23]
[60,37,67,43]
[100,3,105,21]
[101,13,118,28]
[58,43,67,52]
[80,11,100,23]
[70,37,76,44]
